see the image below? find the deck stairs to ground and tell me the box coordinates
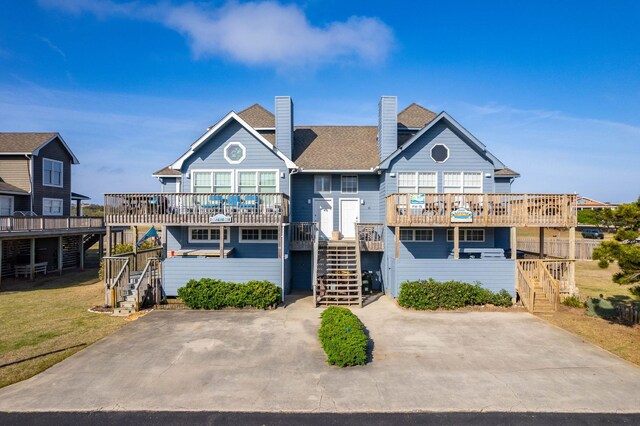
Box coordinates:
[314,240,362,307]
[530,281,555,313]
[113,271,143,316]
[83,233,101,251]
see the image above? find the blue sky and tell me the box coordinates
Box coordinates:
[0,0,639,203]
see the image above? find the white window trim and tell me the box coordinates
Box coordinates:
[430,144,450,163]
[43,157,64,188]
[190,169,280,193]
[397,171,438,193]
[190,170,235,193]
[446,228,486,242]
[187,226,230,243]
[399,228,434,242]
[43,197,64,216]
[238,227,279,243]
[340,175,358,194]
[236,170,280,193]
[223,141,247,164]
[314,174,331,194]
[0,195,14,216]
[442,171,483,193]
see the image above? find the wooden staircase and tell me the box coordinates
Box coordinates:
[531,282,555,313]
[516,260,563,313]
[314,240,362,307]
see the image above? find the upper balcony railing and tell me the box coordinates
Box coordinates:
[104,193,289,226]
[386,193,577,228]
[0,216,105,233]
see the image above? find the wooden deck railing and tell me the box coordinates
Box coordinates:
[113,247,163,271]
[386,193,576,227]
[291,222,316,250]
[104,193,289,226]
[0,216,105,233]
[356,223,384,251]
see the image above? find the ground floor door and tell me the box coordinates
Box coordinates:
[340,198,360,239]
[0,195,13,216]
[313,198,333,240]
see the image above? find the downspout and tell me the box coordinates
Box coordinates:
[281,168,299,304]
[25,154,33,213]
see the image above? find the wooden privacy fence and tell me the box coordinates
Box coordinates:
[517,238,600,260]
[113,247,163,271]
[618,304,640,325]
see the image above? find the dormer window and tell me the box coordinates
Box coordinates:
[43,158,63,187]
[430,144,449,163]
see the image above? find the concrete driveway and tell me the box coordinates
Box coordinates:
[1,295,639,413]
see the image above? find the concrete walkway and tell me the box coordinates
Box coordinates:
[1,295,639,413]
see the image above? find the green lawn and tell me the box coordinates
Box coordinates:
[575,261,637,304]
[0,269,126,388]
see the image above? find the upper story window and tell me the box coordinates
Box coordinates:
[238,171,278,193]
[192,170,278,193]
[314,175,331,193]
[43,198,63,216]
[341,175,358,194]
[398,172,437,193]
[224,142,246,164]
[193,171,233,193]
[430,144,449,163]
[443,172,482,194]
[43,158,63,187]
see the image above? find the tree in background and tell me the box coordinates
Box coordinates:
[592,197,640,284]
[577,209,603,225]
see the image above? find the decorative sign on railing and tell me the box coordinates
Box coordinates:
[409,194,425,205]
[209,214,232,223]
[451,207,473,223]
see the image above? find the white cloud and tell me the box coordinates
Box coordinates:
[39,0,394,68]
[38,36,67,60]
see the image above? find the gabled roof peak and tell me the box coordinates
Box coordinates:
[237,104,275,128]
[397,103,438,129]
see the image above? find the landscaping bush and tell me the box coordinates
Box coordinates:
[398,279,513,310]
[562,295,585,308]
[177,278,281,310]
[318,307,368,367]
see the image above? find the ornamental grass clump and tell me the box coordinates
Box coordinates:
[398,279,513,310]
[318,307,368,367]
[177,278,281,310]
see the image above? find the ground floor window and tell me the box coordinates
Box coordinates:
[239,227,278,242]
[446,228,485,242]
[43,198,63,216]
[188,227,229,243]
[400,228,434,242]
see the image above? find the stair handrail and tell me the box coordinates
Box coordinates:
[538,261,561,311]
[103,256,130,308]
[312,222,320,308]
[516,261,535,312]
[132,257,162,311]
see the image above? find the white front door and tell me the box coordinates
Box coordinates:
[0,195,13,216]
[313,198,333,240]
[340,199,360,239]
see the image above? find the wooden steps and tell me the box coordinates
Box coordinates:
[315,240,362,307]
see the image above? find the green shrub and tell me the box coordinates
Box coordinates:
[562,295,585,308]
[630,285,640,299]
[398,279,513,310]
[177,278,281,310]
[318,307,368,367]
[586,297,616,319]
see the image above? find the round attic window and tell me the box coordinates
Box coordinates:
[430,144,449,163]
[224,142,246,164]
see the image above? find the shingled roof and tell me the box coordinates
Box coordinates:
[0,178,28,194]
[152,166,181,176]
[397,103,438,129]
[293,126,379,170]
[237,104,275,129]
[0,132,58,154]
[494,168,520,177]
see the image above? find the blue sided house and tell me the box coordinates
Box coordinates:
[104,96,578,312]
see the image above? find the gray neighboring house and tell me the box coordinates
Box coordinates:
[0,133,107,283]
